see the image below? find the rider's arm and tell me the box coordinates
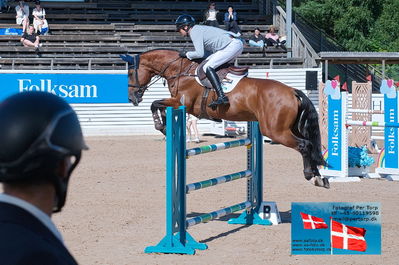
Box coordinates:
[186,28,205,60]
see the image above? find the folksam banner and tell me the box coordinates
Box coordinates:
[325,80,343,172]
[0,71,128,104]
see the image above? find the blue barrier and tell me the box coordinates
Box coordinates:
[0,72,128,103]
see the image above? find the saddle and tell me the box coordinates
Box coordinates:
[196,60,249,88]
[194,60,248,122]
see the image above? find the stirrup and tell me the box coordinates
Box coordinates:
[208,97,230,108]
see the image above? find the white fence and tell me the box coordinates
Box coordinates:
[75,68,323,136]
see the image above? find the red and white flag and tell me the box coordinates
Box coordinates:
[300,212,328,229]
[331,220,367,252]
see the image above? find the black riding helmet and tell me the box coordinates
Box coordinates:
[175,14,195,32]
[0,91,88,212]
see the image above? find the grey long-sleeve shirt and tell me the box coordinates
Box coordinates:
[186,25,240,60]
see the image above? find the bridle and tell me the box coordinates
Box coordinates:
[126,54,182,101]
[126,54,148,100]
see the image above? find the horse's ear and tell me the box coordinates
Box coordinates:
[120,54,134,64]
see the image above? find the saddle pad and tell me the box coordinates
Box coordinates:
[195,72,247,93]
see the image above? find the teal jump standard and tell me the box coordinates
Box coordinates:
[145,106,272,255]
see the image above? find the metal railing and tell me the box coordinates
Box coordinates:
[275,6,319,68]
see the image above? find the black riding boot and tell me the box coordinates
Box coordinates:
[206,67,229,108]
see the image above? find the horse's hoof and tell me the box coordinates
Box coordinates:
[304,171,314,181]
[312,176,330,189]
[155,123,164,130]
[322,178,330,189]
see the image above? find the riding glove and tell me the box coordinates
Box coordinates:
[179,51,187,58]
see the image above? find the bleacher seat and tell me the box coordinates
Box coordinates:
[0,1,303,70]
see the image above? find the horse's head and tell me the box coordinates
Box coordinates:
[120,54,153,106]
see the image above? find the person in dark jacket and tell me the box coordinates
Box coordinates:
[0,92,88,265]
[20,24,41,48]
[248,27,265,47]
[223,6,241,34]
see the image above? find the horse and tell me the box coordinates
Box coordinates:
[120,48,329,189]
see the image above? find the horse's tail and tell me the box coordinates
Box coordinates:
[294,89,326,167]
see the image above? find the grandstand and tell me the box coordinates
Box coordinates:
[0,0,304,70]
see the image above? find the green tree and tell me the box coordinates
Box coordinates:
[294,0,399,80]
[294,0,387,51]
[371,0,399,52]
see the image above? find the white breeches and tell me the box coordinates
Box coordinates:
[33,18,48,31]
[16,16,28,25]
[203,38,243,71]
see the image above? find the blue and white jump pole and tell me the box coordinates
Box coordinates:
[145,106,271,255]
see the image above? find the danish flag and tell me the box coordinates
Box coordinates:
[300,212,328,229]
[331,219,367,252]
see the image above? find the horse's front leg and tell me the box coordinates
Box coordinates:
[150,98,182,135]
[151,100,166,134]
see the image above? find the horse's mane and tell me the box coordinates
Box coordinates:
[140,48,179,55]
[141,48,204,65]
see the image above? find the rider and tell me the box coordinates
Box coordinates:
[175,14,243,108]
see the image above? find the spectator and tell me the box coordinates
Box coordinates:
[21,25,42,52]
[204,2,219,28]
[186,114,200,143]
[248,27,265,48]
[0,92,88,265]
[15,0,29,33]
[33,1,49,35]
[224,6,241,35]
[279,35,287,46]
[265,25,286,48]
[0,0,10,13]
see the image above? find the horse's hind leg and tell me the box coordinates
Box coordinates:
[290,129,320,179]
[262,128,329,189]
[296,137,329,189]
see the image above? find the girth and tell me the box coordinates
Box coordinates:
[197,87,222,122]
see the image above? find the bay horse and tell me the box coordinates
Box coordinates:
[121,49,329,188]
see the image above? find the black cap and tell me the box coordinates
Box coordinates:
[0,91,87,179]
